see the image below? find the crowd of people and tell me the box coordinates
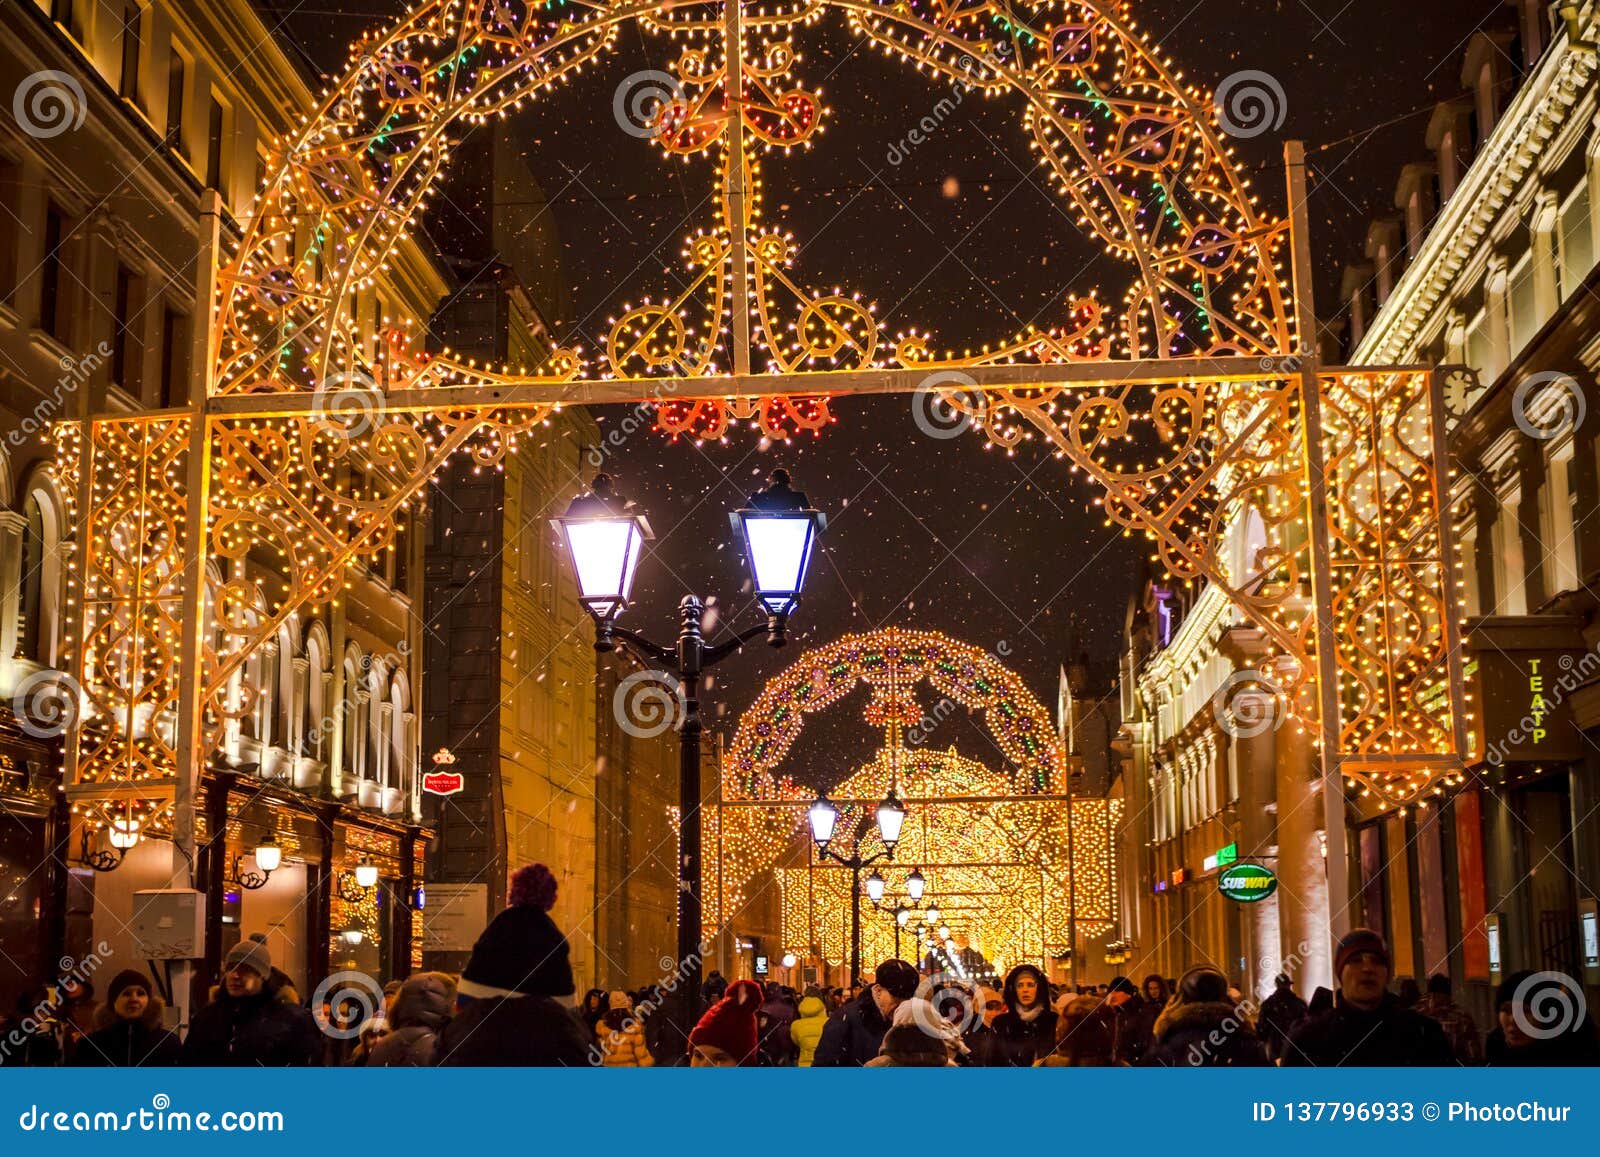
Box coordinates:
[5,866,1597,1068]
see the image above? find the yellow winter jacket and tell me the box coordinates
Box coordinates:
[594,1018,654,1067]
[791,996,828,1067]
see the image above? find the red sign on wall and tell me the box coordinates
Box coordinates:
[422,770,464,796]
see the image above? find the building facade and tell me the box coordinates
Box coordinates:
[0,0,436,1014]
[1116,517,1333,1001]
[419,123,679,990]
[1331,0,1600,1019]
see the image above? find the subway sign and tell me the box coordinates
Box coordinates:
[1218,863,1278,903]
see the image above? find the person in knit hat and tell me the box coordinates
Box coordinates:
[594,990,655,1067]
[1485,969,1600,1066]
[434,864,590,1066]
[71,969,182,1067]
[868,1022,957,1066]
[688,978,763,1066]
[813,959,919,1067]
[1283,929,1452,1066]
[1142,965,1266,1067]
[184,933,320,1065]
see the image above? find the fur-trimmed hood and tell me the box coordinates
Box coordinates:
[91,992,166,1033]
[1153,1000,1242,1042]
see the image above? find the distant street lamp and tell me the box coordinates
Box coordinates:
[809,791,910,986]
[870,872,936,961]
[556,470,825,1049]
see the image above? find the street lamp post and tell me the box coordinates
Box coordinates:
[807,789,907,986]
[555,470,825,1053]
[867,867,932,961]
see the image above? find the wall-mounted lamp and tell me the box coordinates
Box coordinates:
[229,836,283,891]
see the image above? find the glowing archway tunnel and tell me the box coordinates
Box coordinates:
[706,628,1119,974]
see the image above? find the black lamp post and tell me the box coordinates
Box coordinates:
[807,788,908,986]
[554,469,825,1051]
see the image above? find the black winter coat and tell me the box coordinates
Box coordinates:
[812,992,892,1067]
[983,964,1056,1067]
[433,995,589,1066]
[1484,1024,1600,1066]
[368,974,455,1067]
[183,987,321,1066]
[1257,987,1309,1062]
[985,1009,1057,1066]
[1142,1001,1268,1067]
[1281,994,1453,1067]
[73,1019,183,1067]
[1113,995,1158,1065]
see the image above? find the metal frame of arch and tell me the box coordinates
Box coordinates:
[54,2,1468,948]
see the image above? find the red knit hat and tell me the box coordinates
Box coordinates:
[688,978,762,1063]
[1334,928,1390,976]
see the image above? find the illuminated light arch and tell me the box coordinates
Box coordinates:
[777,746,1120,973]
[58,1,1469,863]
[215,0,1294,415]
[723,626,1068,800]
[708,627,1116,967]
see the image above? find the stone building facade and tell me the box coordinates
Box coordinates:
[0,0,435,1015]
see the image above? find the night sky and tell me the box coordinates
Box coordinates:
[269,0,1505,768]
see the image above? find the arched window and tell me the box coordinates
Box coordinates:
[305,628,329,761]
[276,622,297,751]
[389,675,411,804]
[18,486,63,666]
[366,663,388,789]
[342,653,363,780]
